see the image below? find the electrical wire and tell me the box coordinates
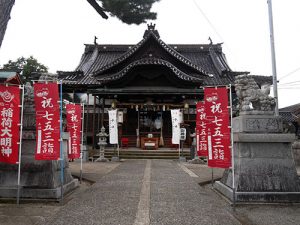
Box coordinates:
[278,86,300,89]
[192,0,224,42]
[278,80,300,85]
[278,67,300,81]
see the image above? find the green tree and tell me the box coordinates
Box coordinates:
[2,56,48,81]
[88,0,160,24]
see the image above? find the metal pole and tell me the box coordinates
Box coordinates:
[80,103,85,184]
[211,168,214,188]
[267,0,279,116]
[229,85,236,208]
[17,85,25,205]
[59,81,64,204]
[86,92,89,140]
[117,144,119,158]
[137,110,140,148]
[178,141,180,159]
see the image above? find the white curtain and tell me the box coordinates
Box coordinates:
[171,109,180,144]
[108,109,118,144]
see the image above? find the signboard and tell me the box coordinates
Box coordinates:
[180,128,186,141]
[0,85,21,164]
[204,87,231,168]
[34,83,60,160]
[66,104,82,159]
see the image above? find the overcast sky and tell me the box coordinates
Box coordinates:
[0,0,299,108]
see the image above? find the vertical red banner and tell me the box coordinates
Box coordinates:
[196,101,208,157]
[34,83,60,160]
[66,104,82,159]
[204,87,231,168]
[0,85,20,164]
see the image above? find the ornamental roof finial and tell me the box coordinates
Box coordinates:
[144,23,160,39]
[94,36,98,45]
[147,23,156,30]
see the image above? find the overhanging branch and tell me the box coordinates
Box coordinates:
[87,0,108,19]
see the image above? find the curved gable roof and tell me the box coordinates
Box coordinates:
[96,57,203,85]
[92,28,211,77]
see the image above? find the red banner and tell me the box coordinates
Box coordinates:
[204,87,231,168]
[196,101,208,157]
[66,104,82,159]
[34,83,60,160]
[0,85,21,164]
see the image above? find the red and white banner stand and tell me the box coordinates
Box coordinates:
[0,85,21,164]
[0,84,25,205]
[33,82,60,160]
[80,103,84,183]
[204,87,231,169]
[66,104,82,160]
[196,101,208,157]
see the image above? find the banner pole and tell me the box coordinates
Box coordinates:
[80,103,85,184]
[59,81,64,204]
[117,144,119,158]
[229,84,236,208]
[17,85,25,205]
[211,168,214,188]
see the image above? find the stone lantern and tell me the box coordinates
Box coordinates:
[95,126,109,162]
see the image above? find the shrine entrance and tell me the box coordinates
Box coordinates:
[121,108,173,149]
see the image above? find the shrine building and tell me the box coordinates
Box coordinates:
[59,24,271,150]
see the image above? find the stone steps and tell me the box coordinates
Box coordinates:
[92,149,191,160]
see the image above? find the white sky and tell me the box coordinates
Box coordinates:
[0,0,299,108]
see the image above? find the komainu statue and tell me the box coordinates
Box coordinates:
[234,75,276,113]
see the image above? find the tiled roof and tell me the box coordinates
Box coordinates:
[279,103,300,123]
[92,30,211,77]
[59,27,270,87]
[279,111,299,123]
[280,103,300,114]
[0,71,17,78]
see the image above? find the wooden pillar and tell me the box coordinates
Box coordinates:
[136,109,140,148]
[97,96,100,134]
[101,97,105,127]
[72,90,75,102]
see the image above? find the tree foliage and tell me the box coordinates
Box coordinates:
[2,56,48,81]
[89,0,160,25]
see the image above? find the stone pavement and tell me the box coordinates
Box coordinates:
[0,159,299,225]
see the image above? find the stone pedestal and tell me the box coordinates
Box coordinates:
[0,132,78,200]
[95,147,109,162]
[292,141,300,166]
[215,115,300,202]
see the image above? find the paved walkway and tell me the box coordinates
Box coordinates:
[1,160,300,225]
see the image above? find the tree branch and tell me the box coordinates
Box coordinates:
[87,0,108,19]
